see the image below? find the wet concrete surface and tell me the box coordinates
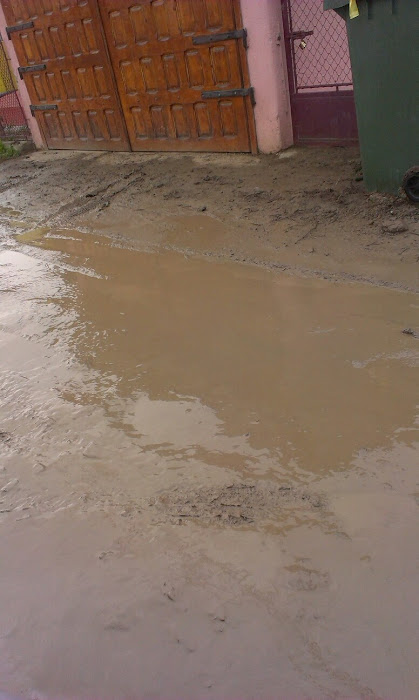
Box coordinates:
[0,214,418,698]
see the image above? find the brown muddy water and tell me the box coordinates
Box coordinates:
[0,222,418,698]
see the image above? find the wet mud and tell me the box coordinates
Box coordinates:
[150,481,327,527]
[0,147,418,290]
[0,181,418,698]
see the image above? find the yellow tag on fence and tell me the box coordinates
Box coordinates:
[349,0,360,18]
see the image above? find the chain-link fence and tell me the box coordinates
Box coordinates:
[0,34,31,141]
[288,0,353,92]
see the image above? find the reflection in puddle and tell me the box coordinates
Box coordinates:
[9,227,418,479]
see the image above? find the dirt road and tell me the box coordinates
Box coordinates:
[0,146,418,289]
[0,148,418,698]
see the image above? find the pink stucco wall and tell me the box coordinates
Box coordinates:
[0,4,44,147]
[240,0,293,153]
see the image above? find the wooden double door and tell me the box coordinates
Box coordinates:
[2,0,255,152]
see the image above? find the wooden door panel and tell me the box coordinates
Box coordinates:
[2,0,129,150]
[99,0,251,152]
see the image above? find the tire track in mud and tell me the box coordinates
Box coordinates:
[38,171,146,226]
[0,173,35,194]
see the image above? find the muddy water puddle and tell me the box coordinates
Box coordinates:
[1,225,419,698]
[7,226,418,482]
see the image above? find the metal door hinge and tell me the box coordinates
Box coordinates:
[6,21,34,39]
[193,28,247,49]
[202,87,255,104]
[30,104,58,114]
[19,64,46,78]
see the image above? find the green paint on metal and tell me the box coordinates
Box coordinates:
[326,0,419,194]
[324,1,350,10]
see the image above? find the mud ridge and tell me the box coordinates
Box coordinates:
[150,481,328,526]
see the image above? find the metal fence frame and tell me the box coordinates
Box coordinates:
[0,33,31,141]
[283,0,353,95]
[282,0,358,145]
